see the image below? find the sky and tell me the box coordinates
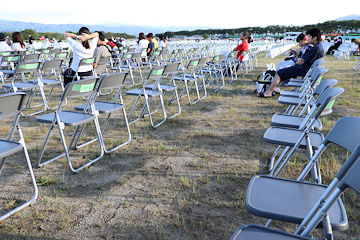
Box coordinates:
[1,0,360,28]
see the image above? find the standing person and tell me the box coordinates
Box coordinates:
[0,33,11,51]
[63,27,99,86]
[11,32,26,52]
[233,32,249,62]
[146,33,155,56]
[262,28,324,98]
[93,31,112,75]
[136,32,149,59]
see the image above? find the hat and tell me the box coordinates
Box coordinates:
[0,33,7,41]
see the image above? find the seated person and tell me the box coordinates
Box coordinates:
[262,28,324,98]
[146,33,155,56]
[0,33,11,52]
[233,31,249,62]
[277,33,309,71]
[93,31,112,75]
[326,37,342,55]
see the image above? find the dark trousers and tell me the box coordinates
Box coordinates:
[63,68,93,87]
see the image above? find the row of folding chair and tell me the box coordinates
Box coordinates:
[229,58,360,239]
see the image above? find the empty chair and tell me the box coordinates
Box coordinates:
[126,65,167,128]
[0,92,38,221]
[231,117,360,239]
[73,72,131,153]
[22,53,40,62]
[265,87,344,177]
[35,77,104,174]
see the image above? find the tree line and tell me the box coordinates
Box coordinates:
[161,20,360,38]
[2,29,135,41]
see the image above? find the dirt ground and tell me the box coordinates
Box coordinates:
[0,53,359,240]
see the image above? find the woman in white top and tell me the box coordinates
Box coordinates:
[136,32,149,59]
[11,32,26,52]
[158,35,168,48]
[63,27,99,86]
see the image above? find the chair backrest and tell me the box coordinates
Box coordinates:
[23,54,40,62]
[55,52,68,60]
[146,65,165,84]
[122,53,133,61]
[97,72,128,91]
[339,144,360,194]
[15,61,41,74]
[324,116,360,153]
[0,92,26,119]
[42,59,63,71]
[313,78,338,96]
[0,51,11,56]
[186,59,200,71]
[79,57,95,68]
[2,55,21,63]
[97,56,111,65]
[163,62,180,75]
[313,87,344,119]
[62,77,98,99]
[198,57,208,67]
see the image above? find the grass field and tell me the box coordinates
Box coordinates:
[0,52,359,240]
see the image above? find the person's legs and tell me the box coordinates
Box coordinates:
[264,73,280,97]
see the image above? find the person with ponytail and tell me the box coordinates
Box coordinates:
[63,27,99,86]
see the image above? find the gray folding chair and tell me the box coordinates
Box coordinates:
[36,59,66,109]
[126,65,167,128]
[265,87,344,178]
[145,62,182,119]
[71,57,96,82]
[0,55,21,84]
[35,77,104,174]
[203,55,226,92]
[22,53,40,63]
[0,92,38,221]
[2,61,48,117]
[232,117,360,240]
[73,72,131,153]
[173,58,207,104]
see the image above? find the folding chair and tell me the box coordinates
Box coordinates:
[95,55,112,76]
[22,53,40,63]
[71,57,96,82]
[203,55,226,92]
[0,92,38,221]
[265,86,344,178]
[145,62,182,119]
[126,65,167,128]
[2,61,48,117]
[173,58,208,104]
[0,55,21,84]
[231,117,360,240]
[35,77,104,174]
[73,72,131,153]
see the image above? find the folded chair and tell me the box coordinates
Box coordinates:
[145,62,182,119]
[2,61,48,117]
[265,87,344,178]
[126,65,167,128]
[0,92,38,221]
[231,117,360,240]
[35,77,104,174]
[73,72,131,153]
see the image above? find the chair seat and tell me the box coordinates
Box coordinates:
[36,110,95,126]
[125,88,162,96]
[263,127,323,149]
[280,90,301,97]
[145,84,177,92]
[2,82,39,90]
[271,114,322,131]
[0,139,23,158]
[246,176,348,231]
[74,101,124,114]
[40,79,62,85]
[173,75,197,82]
[285,80,304,88]
[230,224,311,240]
[0,70,15,75]
[278,96,315,107]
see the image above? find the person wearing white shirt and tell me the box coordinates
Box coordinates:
[0,33,11,52]
[158,35,168,48]
[11,32,26,52]
[136,33,149,59]
[63,27,99,86]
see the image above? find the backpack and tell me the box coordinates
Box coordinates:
[256,63,276,96]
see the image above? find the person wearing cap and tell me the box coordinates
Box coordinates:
[0,33,11,52]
